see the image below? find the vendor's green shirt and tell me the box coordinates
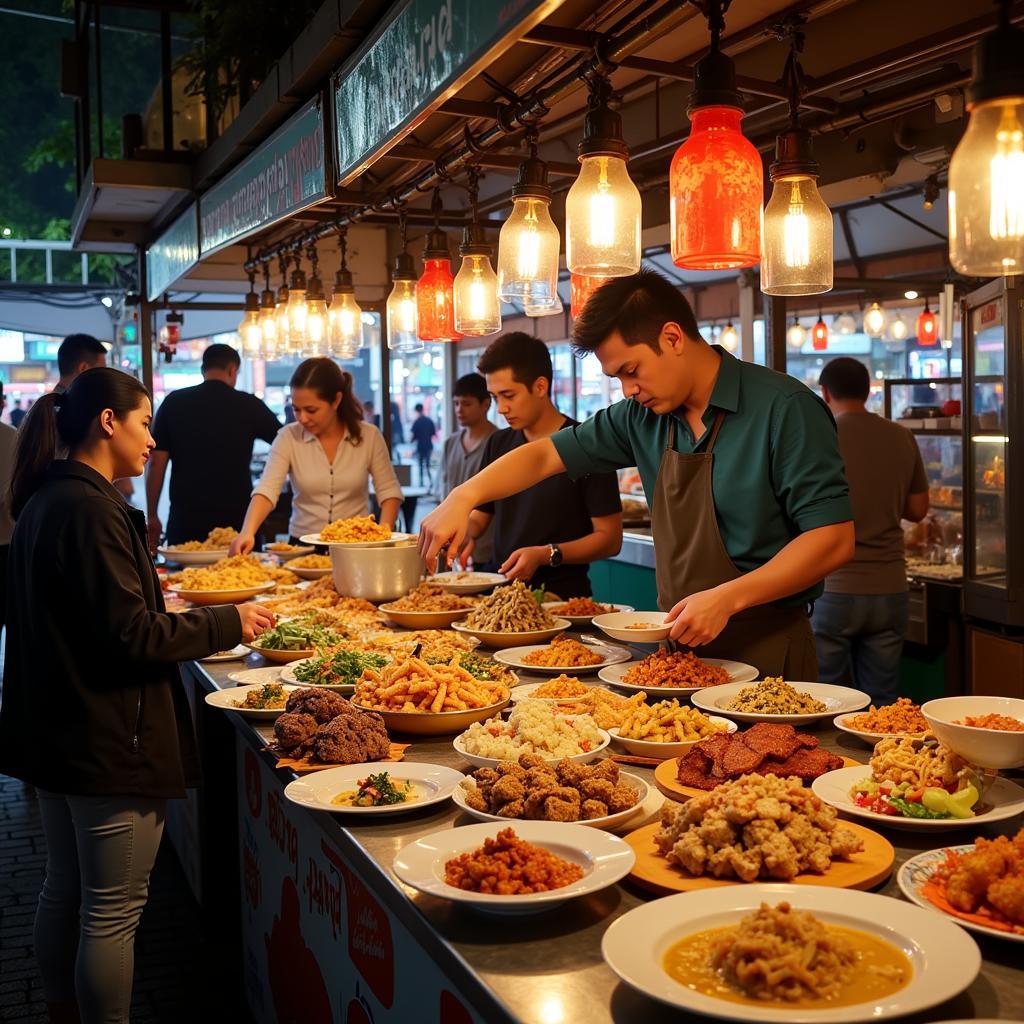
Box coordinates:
[550,346,853,607]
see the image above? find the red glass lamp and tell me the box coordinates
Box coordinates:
[570,273,607,319]
[916,300,939,346]
[417,192,462,343]
[811,316,829,350]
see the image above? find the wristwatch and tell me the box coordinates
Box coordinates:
[548,543,563,568]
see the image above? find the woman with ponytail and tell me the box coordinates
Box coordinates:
[230,357,403,554]
[0,368,275,1024]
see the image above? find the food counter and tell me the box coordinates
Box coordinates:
[176,654,1024,1024]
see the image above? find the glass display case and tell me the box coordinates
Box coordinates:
[963,276,1023,626]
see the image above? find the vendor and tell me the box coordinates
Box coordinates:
[230,358,402,554]
[420,271,854,678]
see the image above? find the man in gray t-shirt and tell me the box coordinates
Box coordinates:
[813,358,930,702]
[441,374,497,566]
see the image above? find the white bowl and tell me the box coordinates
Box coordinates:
[288,564,333,580]
[157,546,229,566]
[922,695,1024,769]
[452,726,611,769]
[393,820,636,915]
[541,601,634,625]
[691,681,870,725]
[377,604,472,630]
[284,762,464,815]
[425,571,507,594]
[609,716,737,759]
[592,611,670,643]
[450,618,571,649]
[264,543,316,560]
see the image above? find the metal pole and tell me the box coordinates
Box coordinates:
[738,270,755,364]
[94,1,103,157]
[160,10,173,151]
[764,295,788,373]
[378,308,392,454]
[139,252,154,392]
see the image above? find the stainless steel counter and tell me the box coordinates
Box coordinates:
[190,656,1024,1024]
[612,528,655,569]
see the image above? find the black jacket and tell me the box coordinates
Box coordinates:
[0,461,242,798]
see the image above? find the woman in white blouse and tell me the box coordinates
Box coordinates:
[230,359,402,555]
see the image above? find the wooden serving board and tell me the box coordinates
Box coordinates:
[624,819,894,895]
[654,754,864,803]
[270,742,410,774]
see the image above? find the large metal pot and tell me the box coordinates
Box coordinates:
[331,543,423,602]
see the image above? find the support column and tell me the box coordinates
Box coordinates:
[764,294,788,372]
[738,269,756,364]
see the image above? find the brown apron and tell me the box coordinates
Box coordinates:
[651,412,818,680]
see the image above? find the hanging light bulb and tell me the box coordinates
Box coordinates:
[670,5,761,270]
[719,320,739,352]
[811,314,829,351]
[569,273,607,319]
[834,312,857,335]
[387,212,422,354]
[787,316,808,349]
[285,255,308,351]
[258,263,279,360]
[889,314,910,342]
[497,134,561,306]
[916,299,939,346]
[303,247,328,357]
[565,75,641,277]
[274,255,291,353]
[948,0,1024,275]
[417,190,462,343]
[454,170,501,336]
[328,231,363,358]
[863,302,887,338]
[238,269,263,356]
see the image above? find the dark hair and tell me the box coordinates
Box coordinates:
[572,268,701,355]
[414,403,424,413]
[11,368,150,518]
[289,358,363,444]
[477,332,553,389]
[202,342,241,372]
[57,334,107,377]
[453,372,489,403]
[818,357,871,402]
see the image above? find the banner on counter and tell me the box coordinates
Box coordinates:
[332,0,565,185]
[146,202,199,302]
[200,98,328,256]
[237,740,489,1024]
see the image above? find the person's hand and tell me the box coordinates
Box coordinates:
[147,515,162,556]
[236,603,275,643]
[230,532,256,557]
[664,586,736,646]
[417,490,476,570]
[452,536,475,570]
[499,545,550,584]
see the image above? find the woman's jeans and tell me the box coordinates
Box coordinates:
[811,591,910,705]
[34,791,166,1024]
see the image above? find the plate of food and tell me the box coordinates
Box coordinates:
[541,598,633,626]
[351,655,511,735]
[453,756,650,831]
[625,773,895,895]
[922,695,1024,769]
[601,884,981,1022]
[280,648,392,693]
[283,762,464,815]
[172,581,276,606]
[692,678,870,725]
[452,700,610,769]
[592,610,671,643]
[300,515,413,548]
[264,542,316,560]
[424,571,507,594]
[243,618,348,664]
[157,526,237,565]
[204,682,297,717]
[812,741,1024,830]
[509,676,597,704]
[378,582,476,629]
[897,828,1024,943]
[393,821,636,916]
[450,580,569,648]
[657,724,859,801]
[609,702,737,759]
[493,636,630,674]
[285,553,333,579]
[227,666,283,687]
[199,645,249,662]
[598,649,758,696]
[833,698,930,744]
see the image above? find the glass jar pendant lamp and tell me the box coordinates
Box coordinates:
[787,315,807,349]
[454,168,501,336]
[238,270,263,356]
[949,0,1024,275]
[719,320,739,352]
[864,302,887,338]
[303,248,328,358]
[274,255,291,354]
[328,231,363,359]
[565,75,641,277]
[285,256,308,352]
[257,263,279,360]
[417,190,462,343]
[916,299,939,346]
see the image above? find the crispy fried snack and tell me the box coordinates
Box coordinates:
[320,515,391,543]
[622,649,729,689]
[353,655,508,713]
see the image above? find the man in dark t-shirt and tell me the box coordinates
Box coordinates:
[410,403,437,487]
[146,343,280,549]
[466,333,622,598]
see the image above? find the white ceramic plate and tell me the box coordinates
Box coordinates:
[811,764,1024,831]
[508,681,606,704]
[425,571,507,594]
[299,531,415,548]
[199,645,249,663]
[264,544,316,560]
[393,820,636,915]
[452,728,611,770]
[288,565,334,580]
[592,610,671,643]
[227,666,284,687]
[450,618,571,649]
[278,658,356,694]
[157,546,229,566]
[452,770,650,831]
[832,711,928,745]
[608,717,738,759]
[601,883,980,1023]
[204,682,298,718]
[170,581,277,606]
[541,601,634,625]
[597,658,760,696]
[897,845,1024,944]
[691,681,870,725]
[283,762,464,815]
[492,642,631,675]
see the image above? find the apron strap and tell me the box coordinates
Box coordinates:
[666,417,676,452]
[705,410,727,454]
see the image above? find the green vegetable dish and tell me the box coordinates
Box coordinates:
[294,649,389,687]
[253,618,344,651]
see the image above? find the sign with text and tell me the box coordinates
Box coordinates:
[332,0,564,184]
[145,203,199,302]
[200,99,328,256]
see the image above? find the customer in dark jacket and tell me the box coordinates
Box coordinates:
[0,368,275,1024]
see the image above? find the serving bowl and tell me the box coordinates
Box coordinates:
[921,695,1024,769]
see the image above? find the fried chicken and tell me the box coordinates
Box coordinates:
[943,831,1024,923]
[311,711,390,764]
[273,712,318,753]
[285,688,354,723]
